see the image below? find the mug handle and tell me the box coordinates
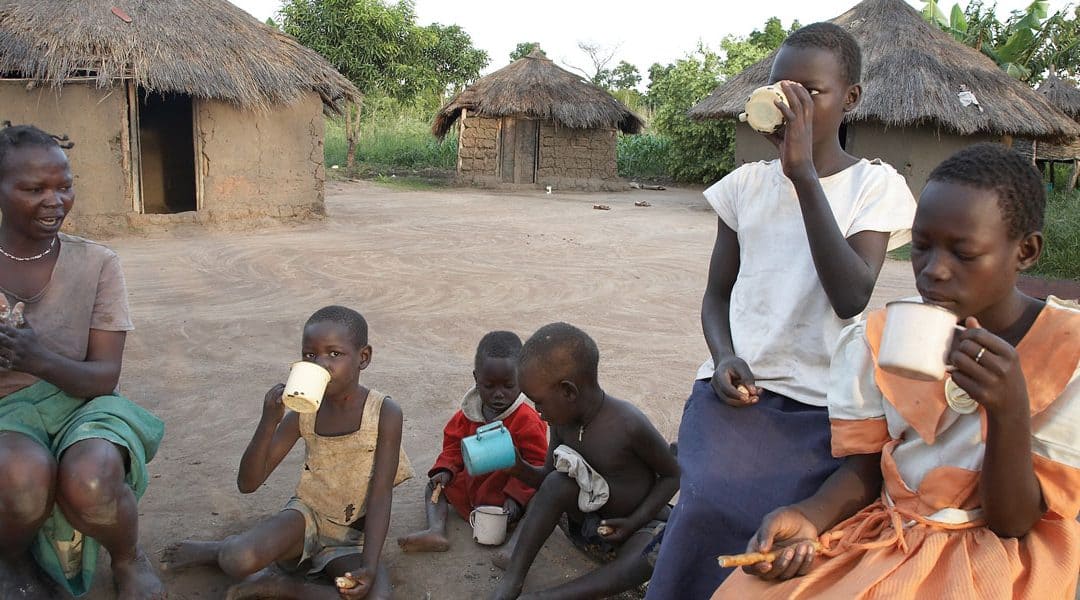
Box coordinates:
[475,420,503,438]
[469,509,477,528]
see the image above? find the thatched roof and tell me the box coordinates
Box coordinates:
[690,0,1080,141]
[432,49,644,138]
[1037,72,1080,120]
[0,0,359,110]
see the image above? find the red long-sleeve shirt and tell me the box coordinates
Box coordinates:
[430,399,548,519]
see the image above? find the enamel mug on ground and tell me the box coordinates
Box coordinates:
[470,505,509,545]
[878,300,961,381]
[282,361,331,413]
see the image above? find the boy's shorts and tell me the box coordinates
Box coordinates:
[280,497,364,576]
[558,512,667,563]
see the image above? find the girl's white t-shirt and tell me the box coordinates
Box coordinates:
[696,158,916,406]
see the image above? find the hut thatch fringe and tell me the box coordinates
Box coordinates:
[689,0,1080,141]
[0,0,359,110]
[432,49,643,138]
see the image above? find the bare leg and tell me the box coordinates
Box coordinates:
[56,439,162,600]
[225,558,391,600]
[491,520,524,570]
[0,433,58,600]
[396,479,450,552]
[490,472,580,600]
[160,540,223,572]
[519,529,654,600]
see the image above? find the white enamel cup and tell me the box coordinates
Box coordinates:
[282,361,331,413]
[878,300,961,381]
[469,505,509,545]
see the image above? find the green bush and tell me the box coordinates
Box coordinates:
[617,133,672,180]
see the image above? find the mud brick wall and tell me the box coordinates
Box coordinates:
[458,116,500,179]
[536,124,617,184]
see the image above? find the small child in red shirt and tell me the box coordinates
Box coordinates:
[397,331,548,551]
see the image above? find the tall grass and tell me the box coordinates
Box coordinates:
[888,189,1079,281]
[617,133,673,180]
[324,108,457,172]
[1035,189,1080,280]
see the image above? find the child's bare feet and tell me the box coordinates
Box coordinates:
[160,540,221,572]
[224,569,289,600]
[396,529,450,553]
[490,576,524,600]
[112,550,166,600]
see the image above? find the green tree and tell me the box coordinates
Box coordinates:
[510,42,543,61]
[644,18,793,183]
[647,45,731,183]
[280,0,486,170]
[265,17,279,29]
[609,61,642,90]
[921,0,1080,83]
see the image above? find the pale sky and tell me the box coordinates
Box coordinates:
[231,0,1072,82]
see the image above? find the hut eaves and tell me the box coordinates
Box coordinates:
[689,0,1080,141]
[1037,73,1080,120]
[432,49,644,138]
[0,0,359,110]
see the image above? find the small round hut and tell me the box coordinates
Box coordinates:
[432,50,644,191]
[689,0,1080,196]
[1028,72,1080,188]
[0,0,358,233]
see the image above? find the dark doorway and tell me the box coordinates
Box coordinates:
[499,118,539,184]
[138,90,196,213]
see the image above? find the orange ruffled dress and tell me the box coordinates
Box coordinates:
[715,297,1080,600]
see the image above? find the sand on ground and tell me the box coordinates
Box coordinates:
[74,180,915,599]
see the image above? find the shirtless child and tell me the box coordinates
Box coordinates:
[491,322,680,600]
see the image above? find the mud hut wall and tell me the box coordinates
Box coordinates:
[0,81,131,221]
[535,124,617,187]
[733,123,778,167]
[195,91,325,219]
[457,115,500,180]
[845,124,999,196]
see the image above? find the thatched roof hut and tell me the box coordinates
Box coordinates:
[1023,71,1080,187]
[0,0,359,232]
[690,0,1080,194]
[1035,72,1080,119]
[433,50,643,190]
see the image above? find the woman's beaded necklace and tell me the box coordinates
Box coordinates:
[0,236,56,262]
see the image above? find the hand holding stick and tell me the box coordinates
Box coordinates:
[717,540,823,568]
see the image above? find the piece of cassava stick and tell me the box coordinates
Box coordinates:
[717,541,823,568]
[430,482,443,504]
[336,575,358,589]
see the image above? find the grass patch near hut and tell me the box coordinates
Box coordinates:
[885,189,1080,281]
[324,110,457,174]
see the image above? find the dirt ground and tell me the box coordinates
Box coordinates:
[77,180,915,599]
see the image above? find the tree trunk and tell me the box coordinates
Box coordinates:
[345,101,362,174]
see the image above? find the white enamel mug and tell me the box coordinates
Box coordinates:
[469,505,509,546]
[878,300,961,381]
[282,361,331,413]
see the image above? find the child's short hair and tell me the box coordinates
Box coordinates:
[305,305,368,348]
[927,143,1045,238]
[0,122,74,176]
[782,22,862,85]
[474,331,523,370]
[520,322,599,384]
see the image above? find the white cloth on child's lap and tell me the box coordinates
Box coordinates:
[695,158,916,406]
[553,445,609,512]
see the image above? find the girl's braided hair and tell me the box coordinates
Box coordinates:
[0,121,74,176]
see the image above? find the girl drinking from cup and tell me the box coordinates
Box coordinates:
[714,144,1080,599]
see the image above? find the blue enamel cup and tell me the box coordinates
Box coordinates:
[461,420,516,476]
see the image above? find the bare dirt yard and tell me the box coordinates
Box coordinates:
[80,180,914,599]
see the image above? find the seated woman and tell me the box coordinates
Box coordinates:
[0,123,165,599]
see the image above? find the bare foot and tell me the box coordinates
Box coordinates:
[0,553,57,600]
[225,569,333,600]
[491,548,511,570]
[113,550,165,600]
[490,576,524,600]
[396,529,450,553]
[160,539,221,572]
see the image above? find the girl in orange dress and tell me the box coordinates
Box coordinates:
[714,144,1080,600]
